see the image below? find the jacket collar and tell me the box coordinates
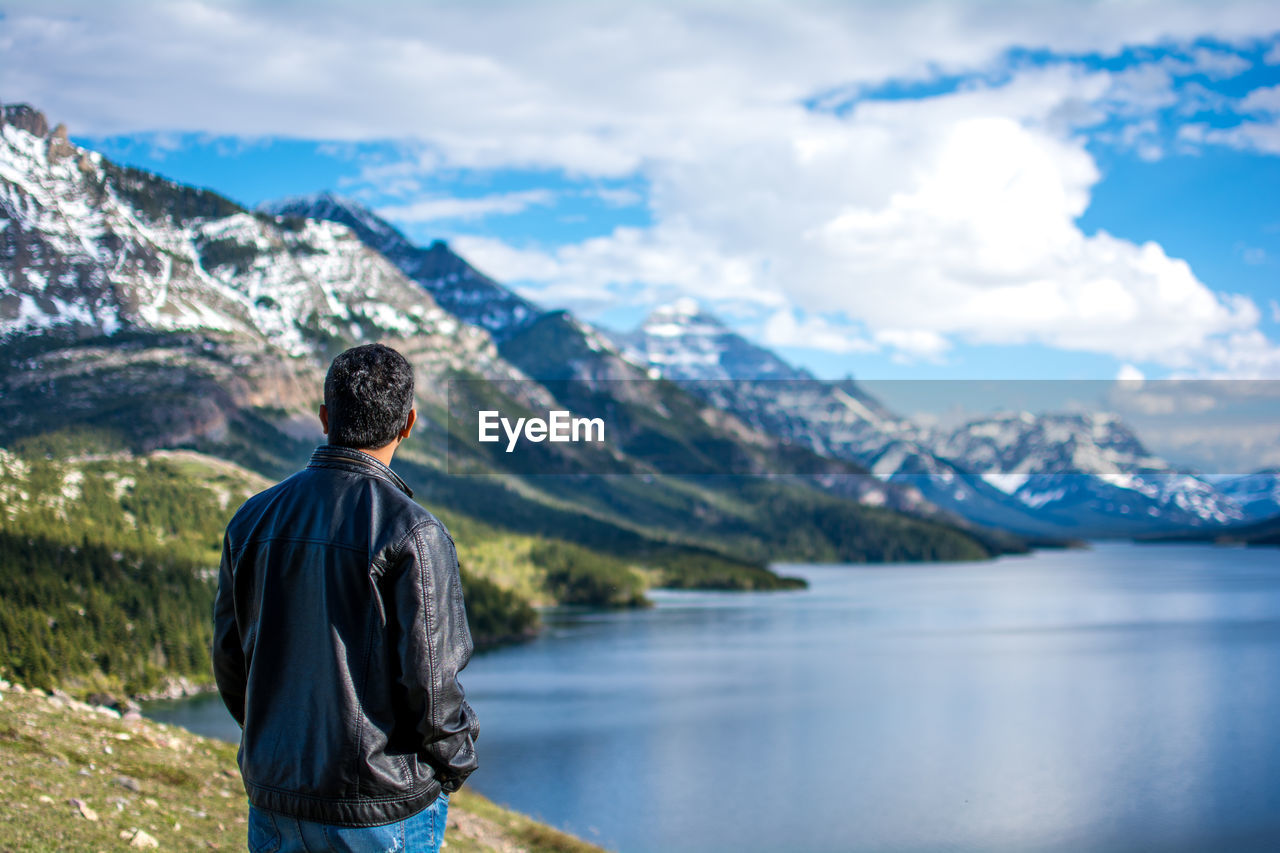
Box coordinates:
[307,445,414,498]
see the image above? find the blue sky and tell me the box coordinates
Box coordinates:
[6,1,1280,383]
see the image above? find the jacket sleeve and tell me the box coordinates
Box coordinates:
[212,533,247,728]
[391,520,480,791]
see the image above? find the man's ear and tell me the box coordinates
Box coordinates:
[318,404,329,436]
[399,407,417,440]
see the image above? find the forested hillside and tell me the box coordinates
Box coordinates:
[0,445,656,695]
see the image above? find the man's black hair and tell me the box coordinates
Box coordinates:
[324,343,415,449]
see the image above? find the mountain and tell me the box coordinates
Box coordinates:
[1215,470,1280,521]
[620,299,1249,537]
[0,103,535,468]
[273,195,999,518]
[260,193,540,340]
[931,412,1243,534]
[257,193,651,387]
[1,103,1008,573]
[620,297,809,381]
[620,300,1073,534]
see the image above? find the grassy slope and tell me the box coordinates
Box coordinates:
[0,684,603,853]
[0,446,659,692]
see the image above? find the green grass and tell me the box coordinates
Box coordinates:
[0,684,607,852]
[0,446,658,695]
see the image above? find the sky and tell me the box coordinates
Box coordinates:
[4,0,1280,385]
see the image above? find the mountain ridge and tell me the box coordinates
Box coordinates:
[260,192,542,341]
[2,101,1006,580]
[621,298,1264,536]
[266,193,974,519]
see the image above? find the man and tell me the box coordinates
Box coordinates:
[214,343,478,853]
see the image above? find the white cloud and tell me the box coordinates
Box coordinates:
[1174,82,1230,116]
[376,190,552,223]
[1193,47,1252,78]
[1103,118,1166,160]
[1102,64,1179,117]
[442,236,564,284]
[6,1,1280,160]
[1174,82,1280,157]
[589,187,645,208]
[1183,119,1280,154]
[1115,364,1145,383]
[1103,380,1280,471]
[873,329,951,362]
[468,69,1271,367]
[4,1,1280,373]
[1137,422,1280,473]
[1161,47,1252,79]
[758,309,877,355]
[1179,330,1280,377]
[1241,84,1280,113]
[1109,385,1220,416]
[452,224,786,314]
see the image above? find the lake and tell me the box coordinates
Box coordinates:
[150,542,1280,852]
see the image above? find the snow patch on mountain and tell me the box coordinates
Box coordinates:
[933,412,1244,527]
[1216,470,1280,520]
[622,301,1255,534]
[1,107,525,396]
[258,194,541,341]
[622,299,808,382]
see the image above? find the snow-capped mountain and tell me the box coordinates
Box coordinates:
[621,298,809,381]
[0,108,517,373]
[932,411,1155,477]
[1215,470,1280,520]
[258,200,940,510]
[620,301,1062,529]
[621,299,1251,536]
[2,100,1255,542]
[0,104,526,452]
[932,412,1244,531]
[259,195,712,407]
[0,108,873,487]
[259,193,539,340]
[0,102,1036,568]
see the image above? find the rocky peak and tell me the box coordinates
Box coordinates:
[258,192,412,258]
[1,103,49,138]
[260,192,541,340]
[936,410,1157,472]
[640,297,727,334]
[47,123,74,161]
[626,298,808,381]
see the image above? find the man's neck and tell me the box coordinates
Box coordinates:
[354,443,397,469]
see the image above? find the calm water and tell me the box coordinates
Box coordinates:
[151,542,1280,852]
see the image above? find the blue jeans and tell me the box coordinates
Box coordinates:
[247,793,449,853]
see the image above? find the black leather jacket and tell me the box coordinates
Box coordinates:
[213,445,479,826]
